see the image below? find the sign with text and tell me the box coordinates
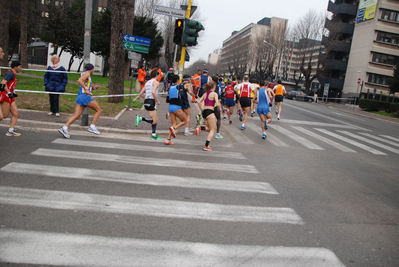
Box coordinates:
[123,34,151,46]
[324,83,330,97]
[357,0,378,23]
[128,51,142,61]
[153,5,186,18]
[123,42,149,54]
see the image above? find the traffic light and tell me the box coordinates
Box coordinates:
[173,19,184,45]
[182,19,205,47]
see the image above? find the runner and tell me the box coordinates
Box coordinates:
[237,75,255,130]
[273,80,286,120]
[251,79,260,117]
[137,65,146,89]
[193,69,212,126]
[164,67,174,92]
[234,78,243,121]
[254,80,275,139]
[195,81,221,151]
[191,69,201,103]
[135,70,161,140]
[58,63,102,139]
[0,61,22,136]
[223,81,236,125]
[180,74,196,136]
[219,81,227,120]
[0,46,5,122]
[165,75,186,145]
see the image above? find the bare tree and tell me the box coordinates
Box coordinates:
[20,0,28,68]
[0,0,10,74]
[291,10,325,94]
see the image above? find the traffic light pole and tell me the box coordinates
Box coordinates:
[178,0,192,83]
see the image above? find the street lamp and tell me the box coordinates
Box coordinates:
[264,40,281,82]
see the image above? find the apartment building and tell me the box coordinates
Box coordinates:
[343,0,399,98]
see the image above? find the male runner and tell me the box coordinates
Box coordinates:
[0,46,5,121]
[254,80,275,139]
[0,61,22,136]
[237,75,255,130]
[191,69,201,103]
[223,81,236,125]
[180,74,196,136]
[135,70,161,140]
[273,80,286,120]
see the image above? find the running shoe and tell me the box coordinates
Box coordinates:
[55,113,60,117]
[195,126,201,136]
[88,126,101,135]
[6,129,21,137]
[241,125,246,130]
[199,116,204,126]
[164,140,174,145]
[277,116,280,120]
[58,127,70,139]
[151,134,161,140]
[262,133,267,139]
[239,113,243,122]
[215,133,223,139]
[184,131,193,136]
[169,126,177,138]
[223,116,227,120]
[135,114,142,127]
[195,114,200,124]
[251,111,254,117]
[275,109,278,115]
[203,146,212,151]
[264,120,268,130]
[47,112,53,116]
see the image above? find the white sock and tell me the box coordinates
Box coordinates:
[62,126,68,131]
[242,123,245,127]
[8,128,14,132]
[151,133,156,136]
[185,127,189,133]
[90,124,95,128]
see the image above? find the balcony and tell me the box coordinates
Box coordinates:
[325,59,348,72]
[322,36,351,54]
[325,18,354,35]
[328,1,357,16]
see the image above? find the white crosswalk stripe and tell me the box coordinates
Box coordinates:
[246,122,289,147]
[1,163,277,194]
[0,228,345,267]
[337,131,399,155]
[380,134,399,143]
[223,123,254,144]
[269,125,324,150]
[0,186,302,224]
[315,129,387,155]
[291,126,356,153]
[31,148,259,173]
[52,138,245,159]
[360,133,399,148]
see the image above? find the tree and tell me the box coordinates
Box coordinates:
[133,16,164,63]
[389,63,399,95]
[0,0,10,73]
[92,9,112,76]
[109,0,130,103]
[19,0,28,68]
[292,10,325,94]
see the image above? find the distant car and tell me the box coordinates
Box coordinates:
[286,91,301,100]
[286,91,313,102]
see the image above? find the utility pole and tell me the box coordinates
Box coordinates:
[81,0,93,126]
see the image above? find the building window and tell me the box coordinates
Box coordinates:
[381,9,399,22]
[372,52,399,66]
[376,31,399,45]
[368,73,391,86]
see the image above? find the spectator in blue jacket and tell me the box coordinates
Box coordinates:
[44,55,68,117]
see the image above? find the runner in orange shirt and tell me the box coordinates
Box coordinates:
[191,69,201,103]
[273,80,286,120]
[138,65,146,89]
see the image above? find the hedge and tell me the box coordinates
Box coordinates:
[359,99,399,113]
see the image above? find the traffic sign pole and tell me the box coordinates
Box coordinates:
[178,0,192,83]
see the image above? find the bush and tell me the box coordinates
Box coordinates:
[359,99,388,111]
[390,103,399,114]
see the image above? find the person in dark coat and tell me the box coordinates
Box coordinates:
[44,54,68,117]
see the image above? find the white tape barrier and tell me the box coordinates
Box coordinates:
[14,89,167,98]
[0,66,82,74]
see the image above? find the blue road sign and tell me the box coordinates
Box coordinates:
[123,34,151,46]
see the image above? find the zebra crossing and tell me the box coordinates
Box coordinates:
[241,117,399,156]
[0,134,345,266]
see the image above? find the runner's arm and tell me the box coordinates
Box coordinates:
[185,83,195,97]
[152,80,160,105]
[0,79,9,93]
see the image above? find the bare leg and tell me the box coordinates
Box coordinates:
[65,105,85,127]
[86,100,102,125]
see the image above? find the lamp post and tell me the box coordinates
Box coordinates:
[264,40,282,82]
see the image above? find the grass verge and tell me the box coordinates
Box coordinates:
[370,111,399,119]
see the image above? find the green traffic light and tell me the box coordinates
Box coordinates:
[182,19,204,47]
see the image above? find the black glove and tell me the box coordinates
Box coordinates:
[13,92,18,98]
[0,84,4,92]
[7,92,14,99]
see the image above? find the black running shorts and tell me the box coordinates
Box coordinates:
[144,99,156,111]
[275,95,284,103]
[240,97,251,108]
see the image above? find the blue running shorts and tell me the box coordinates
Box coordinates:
[257,107,270,115]
[225,98,235,107]
[76,94,93,106]
[169,104,182,113]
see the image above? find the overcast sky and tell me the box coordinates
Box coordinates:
[186,0,330,67]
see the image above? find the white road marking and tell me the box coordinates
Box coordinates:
[1,163,277,195]
[52,139,245,159]
[331,112,365,121]
[291,126,356,153]
[248,118,361,129]
[0,186,301,224]
[246,122,289,147]
[359,133,399,148]
[315,129,387,155]
[269,125,324,150]
[380,135,399,143]
[337,131,399,155]
[284,103,371,131]
[224,123,254,144]
[31,149,259,173]
[0,229,345,267]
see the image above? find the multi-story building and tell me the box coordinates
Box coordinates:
[343,0,399,99]
[218,17,288,76]
[319,0,359,99]
[208,48,221,65]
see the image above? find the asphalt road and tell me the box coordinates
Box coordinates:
[0,100,398,266]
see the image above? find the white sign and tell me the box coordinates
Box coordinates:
[128,51,141,61]
[131,60,139,69]
[153,5,186,18]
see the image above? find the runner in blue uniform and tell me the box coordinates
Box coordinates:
[254,80,275,139]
